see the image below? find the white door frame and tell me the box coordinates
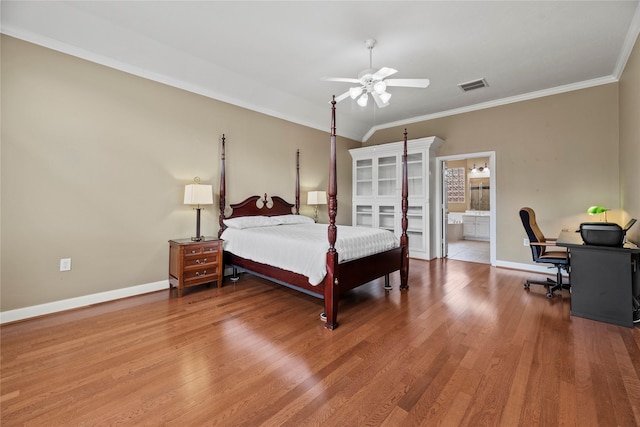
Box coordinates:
[434,151,497,266]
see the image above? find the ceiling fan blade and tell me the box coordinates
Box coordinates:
[371,92,390,108]
[385,78,430,88]
[334,90,351,103]
[321,77,361,84]
[371,67,398,80]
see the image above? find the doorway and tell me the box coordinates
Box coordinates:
[434,152,496,265]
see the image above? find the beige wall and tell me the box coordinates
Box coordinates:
[619,34,640,244]
[368,84,622,266]
[1,36,360,311]
[2,33,638,311]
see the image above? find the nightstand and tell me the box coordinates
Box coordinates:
[168,237,223,297]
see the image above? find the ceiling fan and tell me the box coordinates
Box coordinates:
[322,39,430,108]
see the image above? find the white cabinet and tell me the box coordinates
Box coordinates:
[462,215,490,241]
[349,136,444,260]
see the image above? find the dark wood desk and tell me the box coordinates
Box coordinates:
[557,231,640,327]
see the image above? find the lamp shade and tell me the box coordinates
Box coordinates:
[184,184,213,205]
[357,93,368,107]
[378,91,392,104]
[349,86,363,99]
[373,80,387,94]
[587,205,608,215]
[307,191,327,205]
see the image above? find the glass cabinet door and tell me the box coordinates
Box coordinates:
[355,204,373,227]
[407,205,425,253]
[377,155,397,196]
[355,159,373,197]
[406,152,424,197]
[377,205,396,233]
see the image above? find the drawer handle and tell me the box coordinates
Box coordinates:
[191,250,197,254]
[195,272,199,276]
[196,259,200,264]
[195,270,207,277]
[203,258,207,262]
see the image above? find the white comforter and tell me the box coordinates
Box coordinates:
[221,223,399,286]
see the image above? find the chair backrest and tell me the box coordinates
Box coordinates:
[519,207,547,261]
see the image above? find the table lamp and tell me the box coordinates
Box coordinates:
[307,191,327,223]
[587,205,608,222]
[184,177,213,241]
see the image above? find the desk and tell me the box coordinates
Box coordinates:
[557,231,640,327]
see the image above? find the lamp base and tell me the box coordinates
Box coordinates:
[192,208,203,242]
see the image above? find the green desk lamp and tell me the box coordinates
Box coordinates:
[587,205,608,222]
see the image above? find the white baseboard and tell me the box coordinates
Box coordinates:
[0,280,169,324]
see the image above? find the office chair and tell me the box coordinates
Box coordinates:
[519,207,570,298]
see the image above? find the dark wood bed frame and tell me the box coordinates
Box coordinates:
[218,97,409,329]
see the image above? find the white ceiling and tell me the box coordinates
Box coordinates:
[3,1,639,142]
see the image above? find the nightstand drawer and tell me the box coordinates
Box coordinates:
[183,253,219,267]
[201,244,220,253]
[184,267,219,282]
[184,244,220,256]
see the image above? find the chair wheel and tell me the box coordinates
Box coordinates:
[524,283,530,289]
[546,292,554,298]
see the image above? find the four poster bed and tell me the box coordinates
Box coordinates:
[218,98,410,329]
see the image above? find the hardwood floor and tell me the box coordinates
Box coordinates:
[2,259,639,426]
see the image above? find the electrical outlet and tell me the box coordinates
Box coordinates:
[523,238,530,247]
[60,258,71,272]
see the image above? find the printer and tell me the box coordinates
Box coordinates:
[579,218,637,247]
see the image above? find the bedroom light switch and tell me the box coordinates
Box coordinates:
[60,258,71,272]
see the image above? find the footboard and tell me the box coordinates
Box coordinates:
[322,246,406,329]
[336,247,405,291]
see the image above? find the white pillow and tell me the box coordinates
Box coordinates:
[223,216,282,230]
[272,214,315,225]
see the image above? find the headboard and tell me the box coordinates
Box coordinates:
[226,194,294,219]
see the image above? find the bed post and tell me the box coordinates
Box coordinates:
[400,129,409,290]
[324,96,339,329]
[295,149,300,214]
[218,134,226,239]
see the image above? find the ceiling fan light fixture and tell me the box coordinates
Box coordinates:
[357,93,368,107]
[322,38,430,108]
[379,91,391,104]
[373,80,387,94]
[349,86,363,99]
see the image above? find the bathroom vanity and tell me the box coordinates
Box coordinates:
[462,211,490,241]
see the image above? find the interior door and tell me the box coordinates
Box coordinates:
[441,163,449,258]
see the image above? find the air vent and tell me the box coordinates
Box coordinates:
[458,78,488,92]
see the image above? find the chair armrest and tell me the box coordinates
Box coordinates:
[530,242,558,247]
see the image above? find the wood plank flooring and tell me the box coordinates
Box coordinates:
[2,259,639,426]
